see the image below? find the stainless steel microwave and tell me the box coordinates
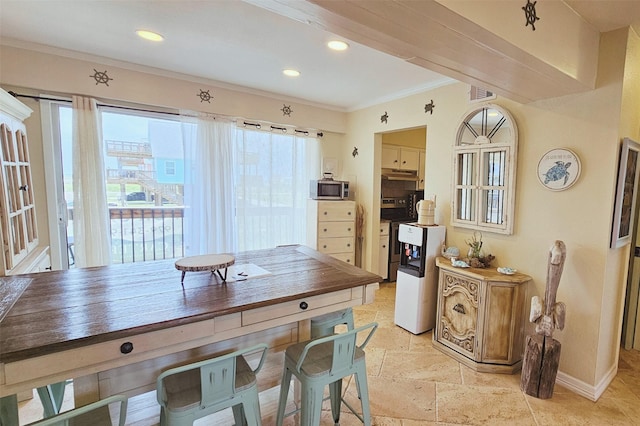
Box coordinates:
[310,179,349,200]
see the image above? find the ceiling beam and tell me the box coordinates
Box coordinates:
[248,0,599,104]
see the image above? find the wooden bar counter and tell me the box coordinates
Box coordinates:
[0,245,381,422]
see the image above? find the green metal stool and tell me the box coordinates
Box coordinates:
[26,394,128,426]
[36,381,70,419]
[310,308,355,339]
[156,343,268,426]
[276,322,378,426]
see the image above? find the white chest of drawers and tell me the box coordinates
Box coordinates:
[307,200,356,265]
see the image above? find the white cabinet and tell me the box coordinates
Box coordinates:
[417,150,426,190]
[378,221,389,280]
[0,89,49,276]
[381,145,420,171]
[307,200,356,265]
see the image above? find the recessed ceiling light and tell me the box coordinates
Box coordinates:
[283,69,300,77]
[327,40,349,51]
[136,29,164,42]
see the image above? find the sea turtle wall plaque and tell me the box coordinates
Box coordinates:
[537,148,581,191]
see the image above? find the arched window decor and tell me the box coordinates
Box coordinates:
[452,104,518,235]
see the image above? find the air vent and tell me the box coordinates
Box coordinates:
[469,86,496,103]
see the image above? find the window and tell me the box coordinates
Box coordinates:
[452,104,518,234]
[165,160,176,176]
[44,100,318,266]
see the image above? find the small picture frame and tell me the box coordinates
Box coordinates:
[537,148,581,191]
[611,138,640,249]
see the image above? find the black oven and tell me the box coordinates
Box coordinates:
[381,195,422,281]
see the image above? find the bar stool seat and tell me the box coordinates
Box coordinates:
[275,322,378,426]
[156,343,268,426]
[310,307,354,339]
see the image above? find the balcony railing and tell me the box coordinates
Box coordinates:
[109,207,184,264]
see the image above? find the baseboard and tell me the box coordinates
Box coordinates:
[555,363,617,401]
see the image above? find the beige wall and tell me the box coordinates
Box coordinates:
[382,128,426,150]
[2,23,639,401]
[345,28,639,398]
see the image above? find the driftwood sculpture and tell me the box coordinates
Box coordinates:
[520,240,566,399]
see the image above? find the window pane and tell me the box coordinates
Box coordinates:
[457,152,476,185]
[456,188,476,221]
[235,130,312,251]
[483,189,504,224]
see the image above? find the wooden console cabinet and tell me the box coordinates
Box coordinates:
[433,257,531,374]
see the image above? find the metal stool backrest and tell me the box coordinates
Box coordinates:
[156,343,268,426]
[26,394,127,426]
[276,322,378,425]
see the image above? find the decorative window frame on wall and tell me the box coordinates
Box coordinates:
[452,103,518,235]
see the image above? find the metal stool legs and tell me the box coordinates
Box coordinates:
[276,322,378,426]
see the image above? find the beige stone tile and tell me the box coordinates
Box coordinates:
[525,387,636,425]
[381,350,461,384]
[459,364,523,391]
[345,375,437,422]
[367,323,413,351]
[437,382,535,425]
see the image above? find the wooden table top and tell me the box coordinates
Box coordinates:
[0,245,381,364]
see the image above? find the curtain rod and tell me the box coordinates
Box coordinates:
[8,91,180,116]
[9,91,323,137]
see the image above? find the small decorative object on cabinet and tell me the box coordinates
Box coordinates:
[433,257,531,373]
[307,199,356,265]
[0,88,49,276]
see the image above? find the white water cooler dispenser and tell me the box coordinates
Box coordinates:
[394,223,446,334]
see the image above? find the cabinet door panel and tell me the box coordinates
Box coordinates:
[437,272,480,360]
[481,283,524,364]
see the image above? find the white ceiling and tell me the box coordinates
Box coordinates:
[1,1,639,111]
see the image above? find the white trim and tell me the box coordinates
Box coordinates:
[39,99,70,270]
[555,363,617,401]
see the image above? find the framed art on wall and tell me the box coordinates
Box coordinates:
[611,138,640,249]
[537,148,581,191]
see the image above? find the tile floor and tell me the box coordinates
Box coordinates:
[18,282,640,425]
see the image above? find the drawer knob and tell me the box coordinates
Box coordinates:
[120,342,134,354]
[324,211,328,215]
[347,227,351,231]
[299,301,308,310]
[323,245,327,248]
[324,228,327,232]
[348,212,352,215]
[347,243,351,247]
[453,303,466,315]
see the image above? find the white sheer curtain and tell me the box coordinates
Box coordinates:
[71,96,111,267]
[235,130,318,251]
[183,116,237,255]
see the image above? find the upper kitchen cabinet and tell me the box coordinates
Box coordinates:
[381,145,420,171]
[417,150,426,190]
[0,88,49,275]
